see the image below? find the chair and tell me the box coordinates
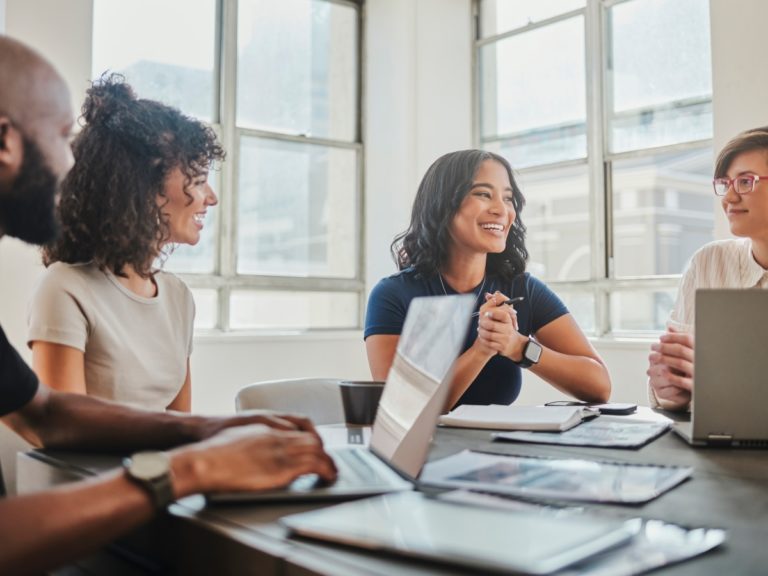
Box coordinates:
[235,378,345,425]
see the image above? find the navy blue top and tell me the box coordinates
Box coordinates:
[364,269,568,407]
[0,325,39,416]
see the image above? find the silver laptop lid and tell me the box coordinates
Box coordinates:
[370,294,474,478]
[282,491,636,575]
[694,289,768,446]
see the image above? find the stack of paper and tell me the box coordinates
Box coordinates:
[439,404,597,432]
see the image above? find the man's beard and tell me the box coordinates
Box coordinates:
[0,135,60,245]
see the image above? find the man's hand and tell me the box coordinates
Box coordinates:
[195,410,322,443]
[170,424,338,497]
[647,327,694,410]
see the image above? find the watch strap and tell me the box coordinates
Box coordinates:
[123,452,175,510]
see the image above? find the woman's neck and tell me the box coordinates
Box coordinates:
[440,253,487,293]
[115,264,157,298]
[751,237,768,270]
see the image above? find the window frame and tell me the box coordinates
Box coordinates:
[171,0,365,332]
[473,0,713,337]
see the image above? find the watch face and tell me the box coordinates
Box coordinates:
[130,452,171,480]
[525,339,543,364]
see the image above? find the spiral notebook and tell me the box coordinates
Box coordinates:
[439,404,598,431]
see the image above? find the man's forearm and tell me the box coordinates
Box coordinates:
[0,471,155,576]
[3,384,319,455]
[5,387,209,451]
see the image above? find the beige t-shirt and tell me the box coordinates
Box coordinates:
[28,262,195,410]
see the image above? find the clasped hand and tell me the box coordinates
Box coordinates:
[475,291,526,360]
[647,326,694,409]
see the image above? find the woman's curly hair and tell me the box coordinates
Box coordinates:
[43,73,225,277]
[391,149,528,281]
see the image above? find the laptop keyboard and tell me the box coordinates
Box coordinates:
[333,447,387,485]
[286,448,401,492]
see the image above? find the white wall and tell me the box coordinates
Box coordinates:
[191,332,371,413]
[364,0,473,290]
[3,0,768,420]
[710,0,768,240]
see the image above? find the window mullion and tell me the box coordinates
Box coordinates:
[586,0,610,336]
[217,0,239,331]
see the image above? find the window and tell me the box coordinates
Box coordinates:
[477,0,713,334]
[92,0,362,331]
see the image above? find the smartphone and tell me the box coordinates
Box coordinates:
[589,403,637,415]
[544,400,638,415]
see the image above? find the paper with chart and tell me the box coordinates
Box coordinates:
[421,450,692,504]
[493,416,671,448]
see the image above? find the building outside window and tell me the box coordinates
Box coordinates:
[92,0,363,331]
[477,0,713,335]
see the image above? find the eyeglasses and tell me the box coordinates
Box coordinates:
[712,174,768,196]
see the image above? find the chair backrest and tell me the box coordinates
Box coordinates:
[235,378,345,425]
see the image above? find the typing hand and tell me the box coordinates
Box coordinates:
[169,424,338,498]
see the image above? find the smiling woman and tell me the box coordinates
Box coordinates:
[364,149,611,409]
[648,126,768,412]
[26,74,225,412]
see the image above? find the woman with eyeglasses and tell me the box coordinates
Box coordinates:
[365,149,611,409]
[648,126,768,411]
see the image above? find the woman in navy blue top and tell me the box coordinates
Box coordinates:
[365,150,611,408]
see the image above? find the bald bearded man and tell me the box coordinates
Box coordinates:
[0,36,335,575]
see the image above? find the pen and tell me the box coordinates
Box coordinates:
[501,296,524,306]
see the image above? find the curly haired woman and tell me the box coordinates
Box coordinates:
[365,150,610,409]
[27,75,224,411]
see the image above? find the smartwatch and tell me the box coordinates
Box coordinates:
[123,451,175,510]
[513,338,542,369]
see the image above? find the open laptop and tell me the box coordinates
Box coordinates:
[673,289,768,447]
[209,294,475,502]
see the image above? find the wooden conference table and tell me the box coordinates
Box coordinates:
[17,413,768,575]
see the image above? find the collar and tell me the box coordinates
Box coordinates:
[741,239,768,286]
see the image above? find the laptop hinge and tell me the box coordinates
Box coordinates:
[706,434,733,445]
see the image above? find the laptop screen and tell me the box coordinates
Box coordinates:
[370,295,474,479]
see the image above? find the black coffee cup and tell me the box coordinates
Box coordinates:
[339,381,385,425]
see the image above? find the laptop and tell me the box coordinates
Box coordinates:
[209,294,475,502]
[673,289,768,447]
[282,491,637,575]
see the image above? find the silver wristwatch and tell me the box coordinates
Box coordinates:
[514,337,542,369]
[123,451,175,510]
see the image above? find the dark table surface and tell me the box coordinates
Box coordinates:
[22,412,768,576]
